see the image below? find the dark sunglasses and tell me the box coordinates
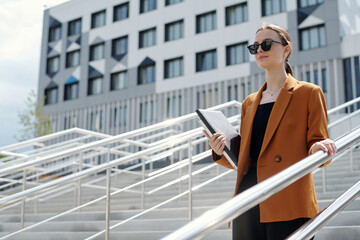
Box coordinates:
[247,40,287,55]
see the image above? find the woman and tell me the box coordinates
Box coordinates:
[203,23,337,239]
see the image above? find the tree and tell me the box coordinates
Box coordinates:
[15,90,51,141]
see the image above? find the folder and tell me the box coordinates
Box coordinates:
[196,109,240,171]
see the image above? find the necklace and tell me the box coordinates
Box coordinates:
[264,86,282,96]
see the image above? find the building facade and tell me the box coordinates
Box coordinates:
[39,0,360,137]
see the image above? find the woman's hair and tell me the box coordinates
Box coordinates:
[256,23,293,76]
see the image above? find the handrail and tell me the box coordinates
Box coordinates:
[161,127,360,240]
[0,98,358,239]
[0,101,241,177]
[0,125,213,205]
[287,179,360,240]
[327,96,360,115]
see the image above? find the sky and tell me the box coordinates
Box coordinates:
[0,0,69,147]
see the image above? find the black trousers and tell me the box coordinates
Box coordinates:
[232,168,314,240]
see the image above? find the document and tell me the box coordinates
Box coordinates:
[196,109,240,170]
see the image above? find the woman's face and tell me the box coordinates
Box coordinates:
[253,29,289,70]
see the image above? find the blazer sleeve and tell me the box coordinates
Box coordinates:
[307,86,332,167]
[211,100,246,170]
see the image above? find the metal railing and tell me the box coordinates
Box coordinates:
[0,101,241,239]
[287,178,360,239]
[162,127,360,240]
[0,97,359,239]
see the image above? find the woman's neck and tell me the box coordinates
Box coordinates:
[265,67,287,91]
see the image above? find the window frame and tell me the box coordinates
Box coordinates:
[164,19,184,42]
[66,50,80,68]
[225,2,248,26]
[164,56,184,79]
[46,55,60,74]
[68,18,82,36]
[89,42,105,61]
[91,9,106,29]
[113,2,129,22]
[196,10,217,34]
[48,25,62,42]
[196,49,217,72]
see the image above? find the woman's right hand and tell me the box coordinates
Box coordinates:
[203,130,226,156]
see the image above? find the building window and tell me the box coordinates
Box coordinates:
[139,27,156,48]
[300,25,326,50]
[165,20,184,42]
[298,0,323,8]
[112,36,128,58]
[47,56,60,74]
[165,0,183,6]
[196,49,217,72]
[91,10,106,29]
[196,11,217,34]
[111,71,127,90]
[225,3,248,26]
[164,57,183,79]
[49,25,61,42]
[45,87,58,105]
[68,18,81,36]
[226,42,248,66]
[64,82,79,101]
[140,0,157,13]
[321,68,327,93]
[138,64,155,84]
[89,43,105,61]
[66,50,80,68]
[262,0,286,16]
[114,2,129,21]
[88,77,103,95]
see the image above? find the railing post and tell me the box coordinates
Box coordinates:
[188,139,193,222]
[21,169,26,229]
[141,158,145,210]
[350,146,354,172]
[77,152,83,208]
[322,167,326,193]
[34,169,39,214]
[179,150,183,200]
[105,148,111,240]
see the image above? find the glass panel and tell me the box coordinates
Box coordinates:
[273,0,280,14]
[301,30,309,50]
[68,19,81,36]
[111,71,127,90]
[265,0,271,16]
[90,77,103,95]
[49,26,61,42]
[309,27,319,49]
[314,70,319,85]
[92,11,106,28]
[300,0,307,8]
[90,43,104,60]
[319,26,326,47]
[321,68,327,92]
[114,3,128,21]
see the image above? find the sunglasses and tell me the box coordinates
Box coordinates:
[247,40,287,55]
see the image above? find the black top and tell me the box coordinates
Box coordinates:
[250,102,275,168]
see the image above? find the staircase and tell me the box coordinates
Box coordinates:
[0,147,359,239]
[0,99,359,240]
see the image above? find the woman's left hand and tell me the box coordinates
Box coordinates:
[311,139,337,156]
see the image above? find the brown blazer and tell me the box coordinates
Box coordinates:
[214,74,331,222]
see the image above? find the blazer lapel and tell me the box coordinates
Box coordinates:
[258,75,297,159]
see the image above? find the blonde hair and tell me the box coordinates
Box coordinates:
[256,23,293,75]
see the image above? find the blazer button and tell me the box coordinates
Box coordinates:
[275,155,282,162]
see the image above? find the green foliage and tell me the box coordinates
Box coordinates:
[15,90,51,141]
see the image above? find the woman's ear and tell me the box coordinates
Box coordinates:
[283,45,291,59]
